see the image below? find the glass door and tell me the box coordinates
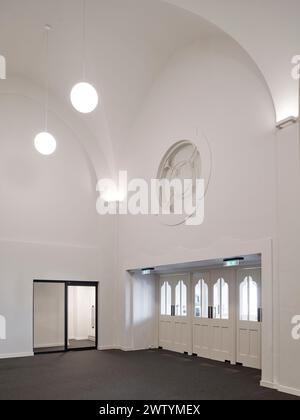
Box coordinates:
[33,281,66,354]
[34,280,98,354]
[67,283,97,350]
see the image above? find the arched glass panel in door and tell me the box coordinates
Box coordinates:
[213,278,229,320]
[249,277,258,321]
[160,281,171,316]
[175,280,187,316]
[194,279,208,318]
[239,277,249,321]
[239,276,258,321]
[213,279,221,319]
[221,280,229,320]
[195,281,201,317]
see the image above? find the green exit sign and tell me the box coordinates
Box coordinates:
[224,260,240,267]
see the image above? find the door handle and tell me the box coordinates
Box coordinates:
[258,308,262,323]
[91,305,95,329]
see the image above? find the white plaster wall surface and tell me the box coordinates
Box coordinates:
[119,35,277,266]
[0,241,102,356]
[0,78,117,357]
[276,124,300,394]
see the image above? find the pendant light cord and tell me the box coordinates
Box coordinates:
[82,0,86,81]
[45,26,50,132]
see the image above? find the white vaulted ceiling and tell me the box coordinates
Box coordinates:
[0,0,299,173]
[0,0,219,174]
[165,0,300,122]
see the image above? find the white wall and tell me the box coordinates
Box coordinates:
[0,78,117,358]
[117,35,276,277]
[0,315,6,340]
[115,33,300,395]
[117,32,276,325]
[276,123,300,395]
[0,240,106,357]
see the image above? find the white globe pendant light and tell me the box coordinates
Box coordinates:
[34,25,56,156]
[34,132,57,155]
[71,82,98,113]
[70,0,99,114]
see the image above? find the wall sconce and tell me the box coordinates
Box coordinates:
[276,116,298,130]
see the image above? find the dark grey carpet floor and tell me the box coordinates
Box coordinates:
[0,349,298,400]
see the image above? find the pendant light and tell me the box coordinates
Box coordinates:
[34,25,57,155]
[70,0,99,113]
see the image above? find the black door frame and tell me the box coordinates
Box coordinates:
[33,280,98,355]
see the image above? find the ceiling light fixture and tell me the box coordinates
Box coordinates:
[70,0,99,113]
[34,25,57,156]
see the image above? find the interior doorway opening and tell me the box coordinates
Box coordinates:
[33,280,98,354]
[68,285,96,350]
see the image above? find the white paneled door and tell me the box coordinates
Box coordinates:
[192,272,211,359]
[192,270,235,363]
[236,269,261,369]
[159,268,261,369]
[159,274,191,354]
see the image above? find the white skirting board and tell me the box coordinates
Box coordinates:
[260,380,277,389]
[68,337,90,341]
[34,343,64,348]
[0,352,34,359]
[98,346,157,352]
[278,385,300,397]
[98,345,136,351]
[98,345,121,351]
[261,380,300,397]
